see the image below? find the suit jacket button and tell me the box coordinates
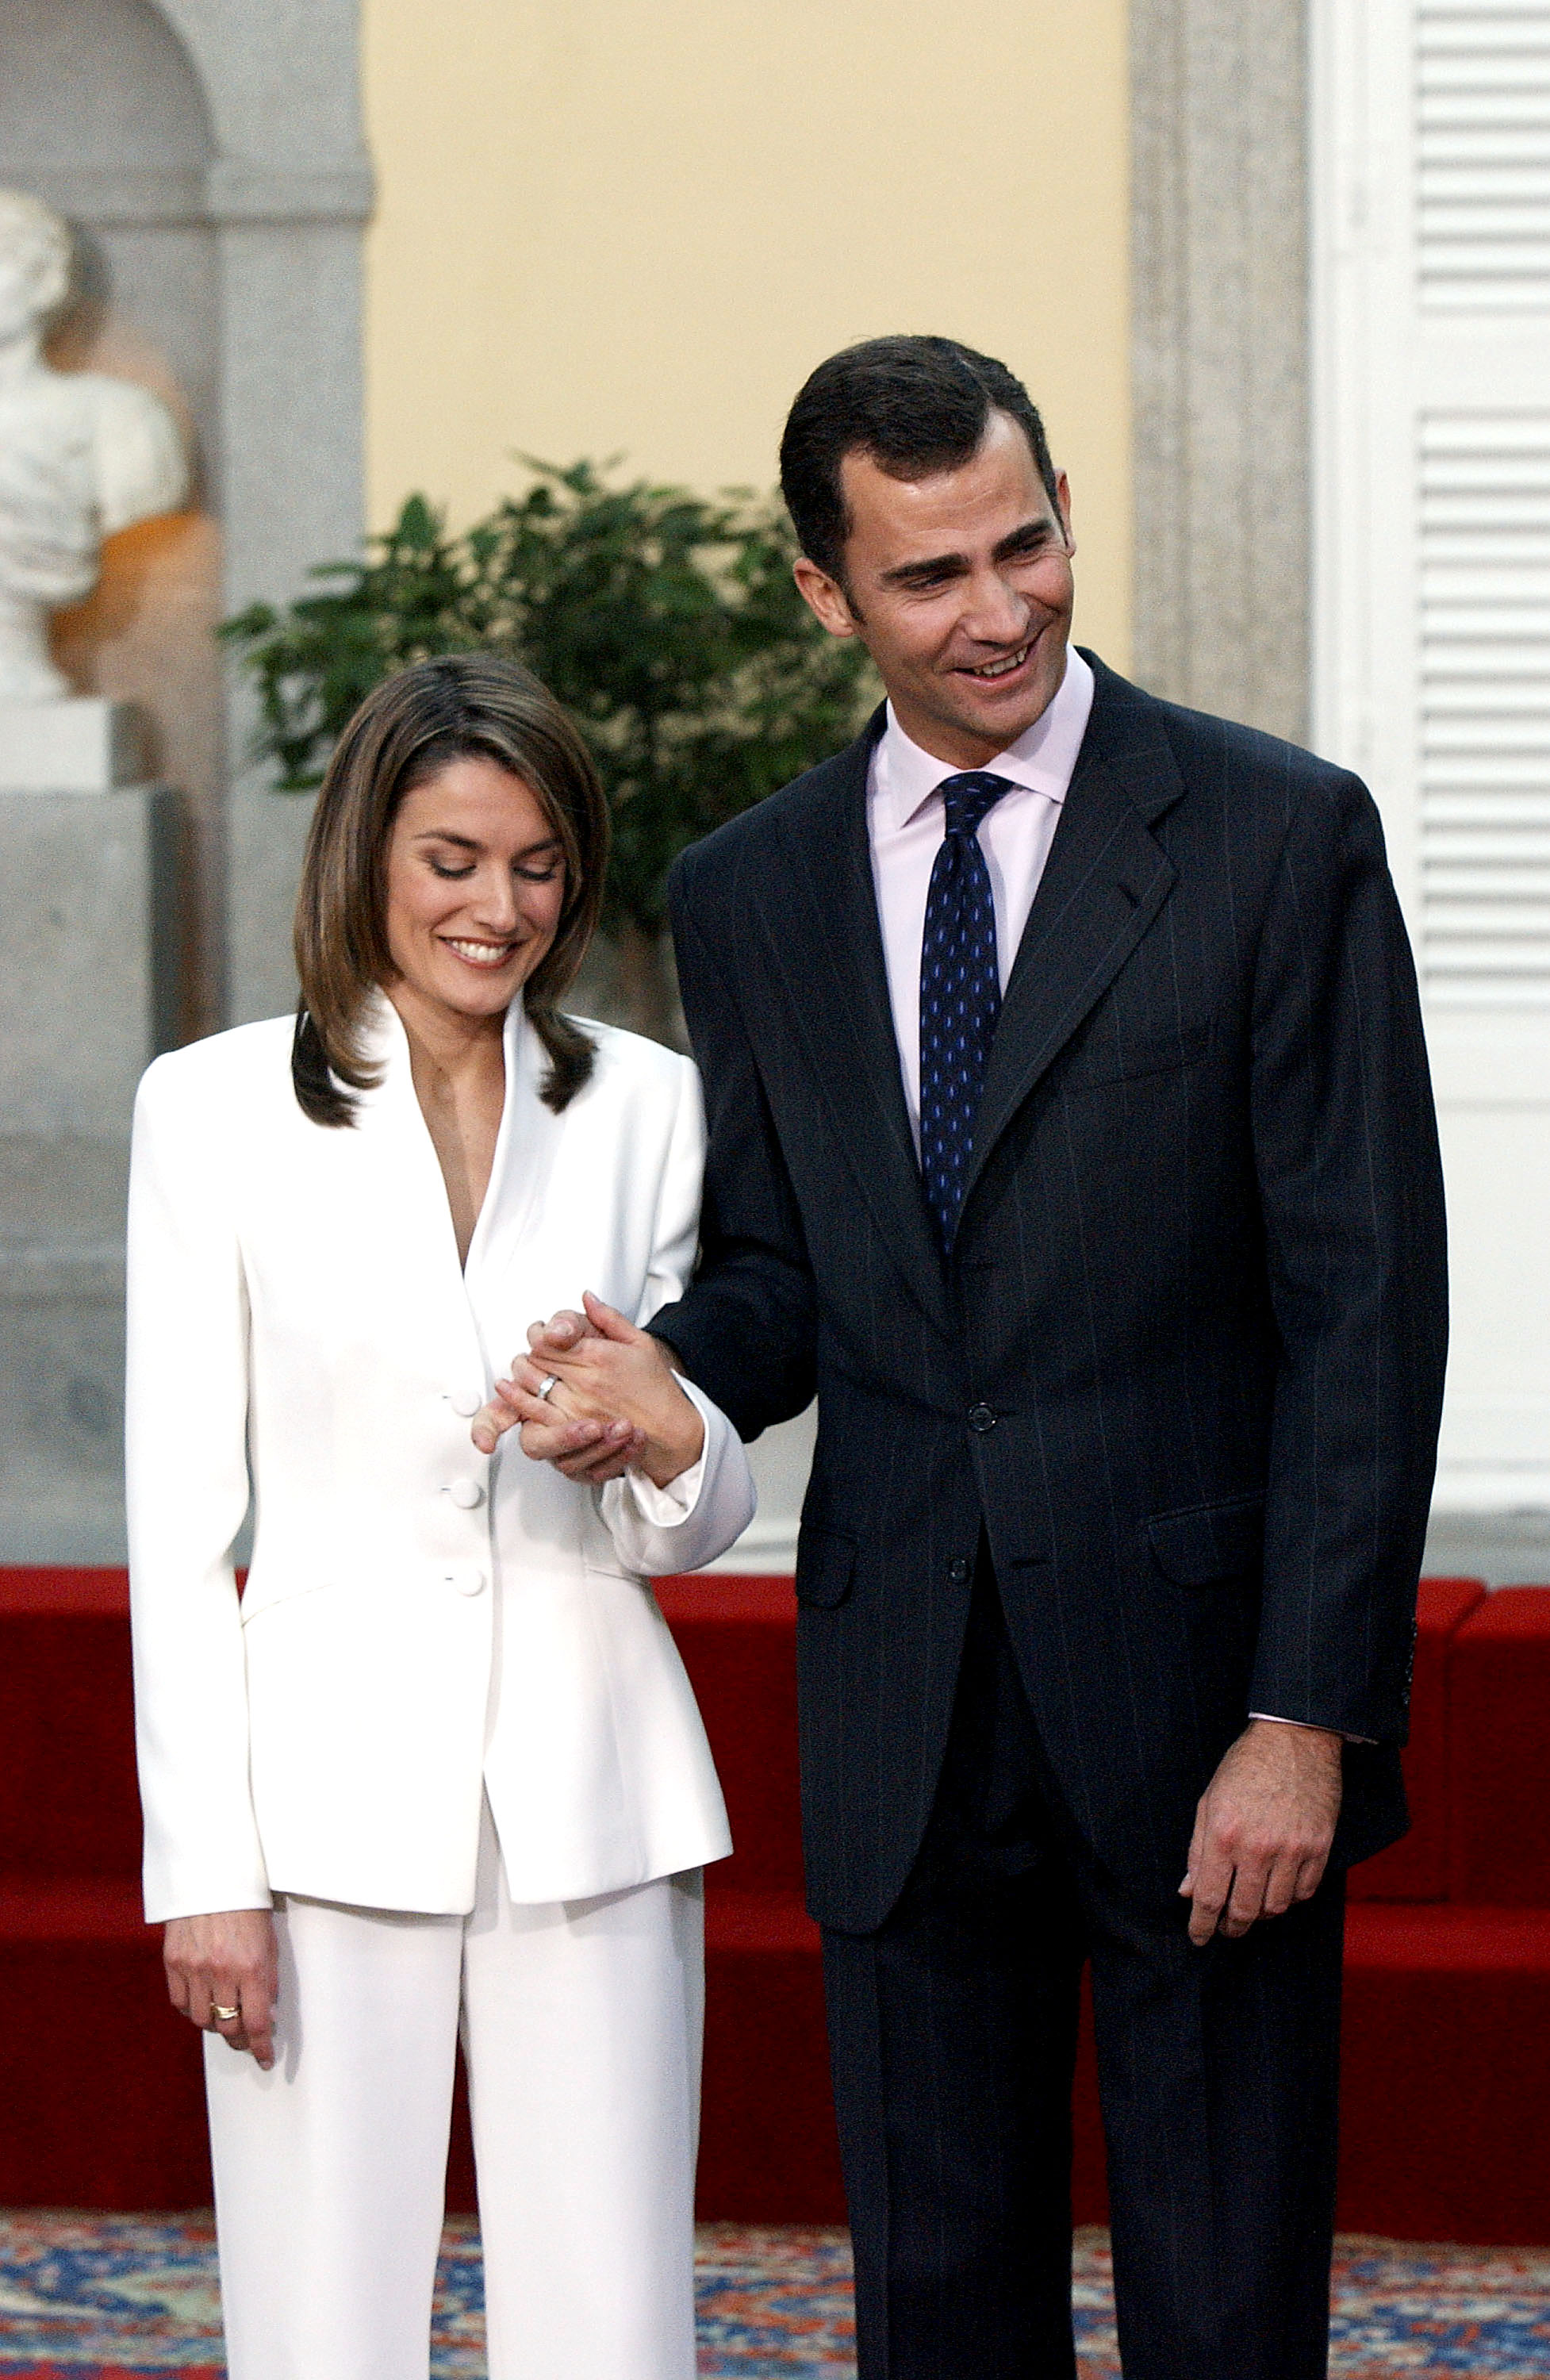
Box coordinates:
[443,1563,485,1595]
[445,1479,485,1509]
[447,1388,482,1418]
[949,1557,971,1584]
[967,1403,996,1434]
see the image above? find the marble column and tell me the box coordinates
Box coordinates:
[1130,0,1312,746]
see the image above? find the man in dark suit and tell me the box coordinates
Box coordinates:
[505,336,1448,2379]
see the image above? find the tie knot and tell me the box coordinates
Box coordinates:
[938,770,1014,839]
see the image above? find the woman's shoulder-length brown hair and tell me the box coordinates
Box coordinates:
[291,652,609,1127]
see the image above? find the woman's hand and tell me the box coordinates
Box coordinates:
[471,1327,646,1482]
[472,1292,703,1489]
[163,1910,278,2069]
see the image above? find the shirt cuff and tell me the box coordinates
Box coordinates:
[620,1377,714,1530]
[1249,1710,1375,1746]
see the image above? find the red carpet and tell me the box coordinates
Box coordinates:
[2,1566,1548,2239]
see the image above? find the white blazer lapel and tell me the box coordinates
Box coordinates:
[463,1001,562,1297]
[345,992,486,1381]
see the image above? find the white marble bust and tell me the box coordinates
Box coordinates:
[0,189,188,701]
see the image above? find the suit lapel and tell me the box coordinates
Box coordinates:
[957,660,1186,1218]
[761,713,953,1335]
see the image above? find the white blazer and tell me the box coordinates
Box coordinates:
[126,995,753,1925]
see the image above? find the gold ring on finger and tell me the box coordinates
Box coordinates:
[210,2004,240,2023]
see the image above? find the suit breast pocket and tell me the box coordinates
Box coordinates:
[1061,1015,1214,1092]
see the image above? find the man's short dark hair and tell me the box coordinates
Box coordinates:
[779,335,1061,585]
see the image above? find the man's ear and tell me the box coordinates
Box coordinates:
[792,555,861,641]
[1054,469,1076,561]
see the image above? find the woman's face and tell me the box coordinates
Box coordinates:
[382,754,567,1028]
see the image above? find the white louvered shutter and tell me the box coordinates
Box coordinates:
[1420,411,1550,1008]
[1314,0,1550,1507]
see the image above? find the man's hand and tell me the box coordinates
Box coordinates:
[1180,1719,1343,1947]
[163,1909,278,2068]
[471,1305,641,1480]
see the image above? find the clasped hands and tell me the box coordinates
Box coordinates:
[471,1290,702,1488]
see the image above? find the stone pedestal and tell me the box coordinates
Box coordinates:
[0,773,182,1562]
[0,697,149,794]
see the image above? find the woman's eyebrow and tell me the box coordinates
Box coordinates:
[412,827,562,856]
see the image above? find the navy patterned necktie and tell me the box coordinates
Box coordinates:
[919,771,1015,1250]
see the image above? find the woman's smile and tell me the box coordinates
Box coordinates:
[441,933,524,969]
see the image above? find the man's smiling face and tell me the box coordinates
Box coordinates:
[794,408,1076,771]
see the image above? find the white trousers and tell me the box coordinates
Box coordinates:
[204,1802,704,2380]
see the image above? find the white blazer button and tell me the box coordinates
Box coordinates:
[446,1479,485,1510]
[442,1563,485,1595]
[447,1389,481,1418]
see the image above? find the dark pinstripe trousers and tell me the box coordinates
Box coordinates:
[821,1555,1345,2380]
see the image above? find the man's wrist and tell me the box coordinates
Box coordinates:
[639,1386,707,1489]
[1249,1713,1369,1747]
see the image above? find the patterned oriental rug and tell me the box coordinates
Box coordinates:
[0,2215,1548,2376]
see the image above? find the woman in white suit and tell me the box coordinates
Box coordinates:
[125,654,755,2380]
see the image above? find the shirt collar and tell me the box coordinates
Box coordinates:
[873,643,1095,832]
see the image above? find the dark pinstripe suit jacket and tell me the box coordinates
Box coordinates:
[651,654,1448,1934]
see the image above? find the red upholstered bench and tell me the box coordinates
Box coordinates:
[5,1566,1550,2240]
[1447,1588,1550,1905]
[1341,1902,1550,2241]
[0,1568,210,2205]
[655,1576,843,2217]
[1341,1579,1550,2244]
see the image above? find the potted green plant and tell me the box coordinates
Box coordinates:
[221,459,877,1040]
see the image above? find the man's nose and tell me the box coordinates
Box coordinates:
[962,570,1033,647]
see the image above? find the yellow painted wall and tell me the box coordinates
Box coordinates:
[361,0,1132,666]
